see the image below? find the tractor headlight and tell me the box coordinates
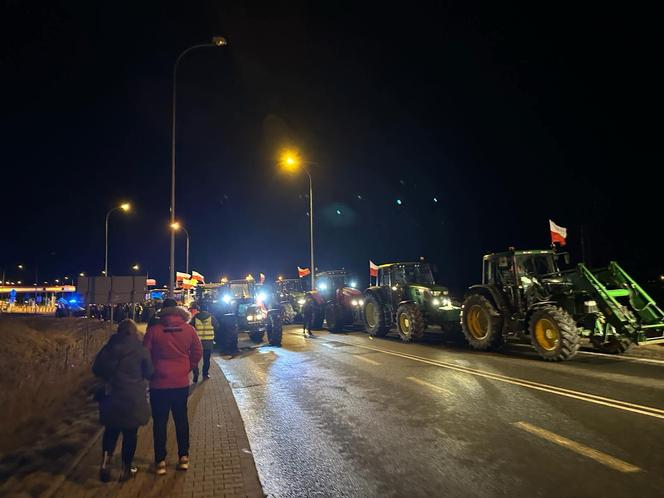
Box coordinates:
[351,299,359,306]
[359,299,364,306]
[585,300,598,313]
[247,314,255,321]
[432,298,441,306]
[222,294,232,304]
[298,298,306,305]
[256,292,267,304]
[441,297,452,307]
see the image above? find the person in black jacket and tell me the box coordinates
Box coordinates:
[92,319,153,482]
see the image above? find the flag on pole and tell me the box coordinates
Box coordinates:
[181,278,198,289]
[298,266,311,278]
[369,260,379,277]
[191,270,205,283]
[176,272,191,281]
[259,273,266,284]
[549,220,567,246]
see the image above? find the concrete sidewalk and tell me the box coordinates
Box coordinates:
[52,357,263,498]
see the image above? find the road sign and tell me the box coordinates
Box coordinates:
[77,276,147,305]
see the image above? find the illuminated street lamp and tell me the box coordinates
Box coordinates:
[170,222,190,275]
[79,272,85,277]
[279,148,316,290]
[132,264,140,271]
[105,202,131,277]
[169,36,227,297]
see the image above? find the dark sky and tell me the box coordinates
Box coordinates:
[1,1,660,293]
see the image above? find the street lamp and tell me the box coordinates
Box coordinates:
[132,264,140,271]
[169,36,227,296]
[279,148,316,290]
[105,202,131,277]
[170,222,190,275]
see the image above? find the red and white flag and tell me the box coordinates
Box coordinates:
[176,271,191,281]
[146,278,156,286]
[549,220,567,246]
[369,260,379,277]
[191,270,205,283]
[181,278,198,289]
[298,266,311,278]
[259,273,266,284]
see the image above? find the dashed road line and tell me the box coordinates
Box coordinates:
[406,376,453,395]
[513,421,641,473]
[355,355,382,366]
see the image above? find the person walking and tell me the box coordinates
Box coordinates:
[302,296,314,337]
[189,301,218,382]
[92,319,153,482]
[143,301,202,475]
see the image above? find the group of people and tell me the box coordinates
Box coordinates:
[92,298,217,481]
[89,301,158,323]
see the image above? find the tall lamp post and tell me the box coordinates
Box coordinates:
[105,203,131,277]
[169,36,227,296]
[279,149,316,291]
[170,222,190,275]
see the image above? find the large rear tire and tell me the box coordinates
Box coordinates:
[249,330,264,343]
[461,294,503,350]
[363,294,389,337]
[219,314,239,355]
[280,303,295,324]
[529,305,580,361]
[396,303,425,342]
[267,311,283,346]
[325,303,344,333]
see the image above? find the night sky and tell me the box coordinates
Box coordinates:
[1,2,660,294]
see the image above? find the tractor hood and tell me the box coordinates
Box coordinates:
[407,284,450,296]
[340,287,362,298]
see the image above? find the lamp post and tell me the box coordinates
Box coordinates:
[105,203,131,277]
[169,36,227,297]
[279,150,316,291]
[170,222,190,275]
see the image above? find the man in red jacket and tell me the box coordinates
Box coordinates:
[143,298,202,476]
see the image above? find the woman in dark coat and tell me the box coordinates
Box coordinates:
[92,319,153,481]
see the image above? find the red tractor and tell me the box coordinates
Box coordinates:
[315,270,364,332]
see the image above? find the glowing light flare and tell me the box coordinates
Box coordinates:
[120,203,131,212]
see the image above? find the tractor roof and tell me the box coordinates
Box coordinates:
[483,249,555,260]
[316,269,347,277]
[375,262,426,269]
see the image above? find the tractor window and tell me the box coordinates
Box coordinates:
[483,260,493,284]
[379,269,391,287]
[230,282,251,298]
[397,264,435,285]
[516,255,558,277]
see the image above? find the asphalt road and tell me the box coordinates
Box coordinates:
[215,325,664,497]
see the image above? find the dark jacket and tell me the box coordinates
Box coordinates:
[92,332,153,429]
[144,306,203,389]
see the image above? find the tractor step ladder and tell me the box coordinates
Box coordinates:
[577,262,664,344]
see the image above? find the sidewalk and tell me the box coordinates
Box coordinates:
[51,357,263,498]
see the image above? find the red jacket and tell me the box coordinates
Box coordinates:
[144,306,203,389]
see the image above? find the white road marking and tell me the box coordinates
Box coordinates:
[354,355,381,366]
[326,338,664,421]
[513,421,641,473]
[509,343,664,366]
[406,376,453,395]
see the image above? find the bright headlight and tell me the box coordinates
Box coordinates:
[432,298,441,306]
[298,298,306,305]
[222,294,232,304]
[256,292,267,303]
[351,299,359,306]
[442,297,452,307]
[350,281,357,288]
[359,299,364,306]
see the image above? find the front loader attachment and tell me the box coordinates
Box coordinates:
[571,262,664,344]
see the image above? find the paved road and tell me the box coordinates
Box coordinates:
[216,326,664,497]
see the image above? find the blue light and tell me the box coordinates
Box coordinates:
[318,282,328,291]
[396,199,402,205]
[256,292,267,303]
[222,294,232,304]
[68,298,78,304]
[350,280,357,288]
[336,209,342,215]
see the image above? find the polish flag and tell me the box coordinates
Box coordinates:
[369,260,379,277]
[549,220,567,246]
[146,278,156,286]
[259,273,266,284]
[298,266,311,278]
[181,278,198,289]
[191,270,205,283]
[176,272,191,281]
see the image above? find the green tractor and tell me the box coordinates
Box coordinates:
[275,277,307,324]
[461,249,664,361]
[362,262,461,342]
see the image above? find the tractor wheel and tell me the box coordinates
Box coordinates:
[311,303,325,330]
[219,315,239,355]
[267,312,283,346]
[249,330,264,343]
[396,303,425,342]
[326,303,344,333]
[281,303,295,324]
[529,305,580,361]
[461,294,503,350]
[363,294,389,337]
[597,336,633,355]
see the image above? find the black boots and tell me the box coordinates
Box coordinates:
[99,451,112,482]
[119,465,138,482]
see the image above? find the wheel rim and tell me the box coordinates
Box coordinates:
[534,317,559,351]
[365,301,376,328]
[399,312,411,336]
[466,305,489,340]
